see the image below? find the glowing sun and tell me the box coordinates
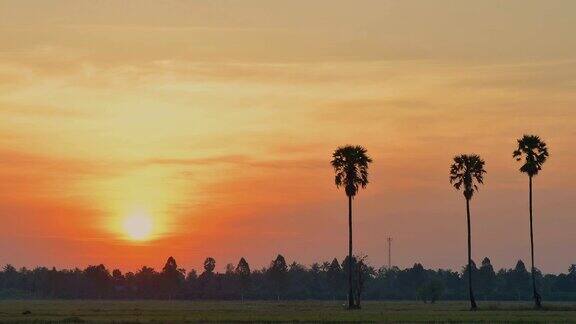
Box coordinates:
[122,211,154,241]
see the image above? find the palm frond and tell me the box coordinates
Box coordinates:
[513,135,549,177]
[449,154,486,200]
[331,145,373,197]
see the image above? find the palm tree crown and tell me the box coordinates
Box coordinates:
[331,145,372,197]
[450,154,486,200]
[513,135,549,177]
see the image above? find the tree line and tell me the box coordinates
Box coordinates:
[1,256,575,301]
[331,135,553,309]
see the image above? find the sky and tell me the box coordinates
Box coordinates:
[0,0,575,274]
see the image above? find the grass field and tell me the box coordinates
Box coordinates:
[0,300,575,323]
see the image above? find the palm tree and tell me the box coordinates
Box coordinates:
[513,134,549,308]
[450,154,486,310]
[331,145,372,309]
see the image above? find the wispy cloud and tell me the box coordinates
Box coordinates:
[0,102,90,119]
[454,60,576,91]
[144,155,325,170]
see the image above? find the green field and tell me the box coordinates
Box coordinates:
[0,300,575,323]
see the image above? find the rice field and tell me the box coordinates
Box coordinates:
[0,300,575,323]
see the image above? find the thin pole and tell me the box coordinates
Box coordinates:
[347,195,354,309]
[466,198,477,310]
[529,175,542,307]
[387,237,392,269]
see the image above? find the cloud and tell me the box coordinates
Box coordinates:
[453,60,576,91]
[144,155,325,170]
[0,149,123,198]
[0,102,90,119]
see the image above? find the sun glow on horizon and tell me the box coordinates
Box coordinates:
[96,166,188,242]
[122,211,154,241]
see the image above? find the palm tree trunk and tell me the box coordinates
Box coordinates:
[347,195,354,309]
[466,198,477,310]
[529,176,542,308]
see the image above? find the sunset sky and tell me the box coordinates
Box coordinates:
[0,0,575,274]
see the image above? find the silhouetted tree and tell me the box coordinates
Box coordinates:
[287,262,309,298]
[450,154,486,310]
[477,257,496,299]
[83,264,111,299]
[509,260,531,300]
[331,145,372,309]
[566,265,576,295]
[398,263,428,297]
[418,279,444,303]
[309,263,324,298]
[513,134,549,308]
[269,255,288,300]
[124,271,135,296]
[161,256,185,299]
[203,257,216,275]
[462,260,479,299]
[184,269,198,298]
[341,255,372,307]
[199,257,218,298]
[326,258,343,300]
[111,269,125,297]
[135,266,159,298]
[235,257,251,301]
[112,269,123,282]
[1,257,576,300]
[341,256,357,289]
[354,257,370,307]
[186,269,198,282]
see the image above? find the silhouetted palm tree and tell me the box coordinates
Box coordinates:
[450,154,486,310]
[331,145,372,309]
[513,134,549,308]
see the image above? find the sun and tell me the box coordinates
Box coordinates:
[122,211,154,241]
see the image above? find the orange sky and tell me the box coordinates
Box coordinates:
[0,0,575,273]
